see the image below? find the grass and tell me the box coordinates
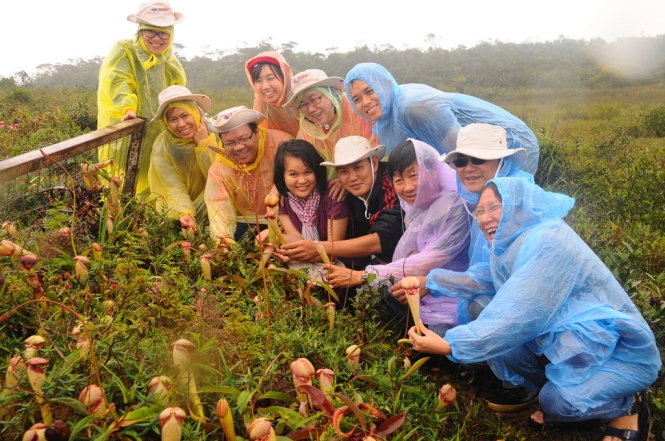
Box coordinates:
[1,83,664,440]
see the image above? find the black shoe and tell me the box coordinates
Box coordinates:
[486,386,539,412]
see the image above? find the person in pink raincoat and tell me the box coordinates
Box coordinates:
[325,138,470,334]
[244,51,300,137]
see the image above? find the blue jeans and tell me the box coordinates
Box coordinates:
[497,345,635,421]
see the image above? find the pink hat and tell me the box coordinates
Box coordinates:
[208,106,265,133]
[283,69,344,107]
[153,85,210,120]
[127,1,184,27]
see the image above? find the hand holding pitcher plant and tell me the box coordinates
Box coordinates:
[401,276,423,335]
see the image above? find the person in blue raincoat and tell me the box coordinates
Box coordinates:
[408,177,661,440]
[344,62,539,175]
[390,123,533,326]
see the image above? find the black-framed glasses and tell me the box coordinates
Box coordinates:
[223,131,254,149]
[142,29,171,40]
[451,155,487,168]
[297,95,324,111]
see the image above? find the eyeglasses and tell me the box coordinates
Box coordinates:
[297,95,324,111]
[142,29,171,40]
[451,155,487,168]
[223,131,254,149]
[473,203,502,219]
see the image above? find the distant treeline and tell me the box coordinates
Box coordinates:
[4,36,665,93]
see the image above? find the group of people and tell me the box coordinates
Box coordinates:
[95,2,660,441]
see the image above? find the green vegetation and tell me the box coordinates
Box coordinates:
[1,41,664,440]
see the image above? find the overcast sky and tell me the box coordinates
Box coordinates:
[2,0,663,77]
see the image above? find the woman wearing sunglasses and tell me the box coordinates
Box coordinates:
[390,122,537,412]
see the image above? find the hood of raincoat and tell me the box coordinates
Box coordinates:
[344,63,541,174]
[345,62,398,124]
[488,177,575,254]
[401,139,457,214]
[297,86,344,139]
[244,51,299,136]
[245,51,293,106]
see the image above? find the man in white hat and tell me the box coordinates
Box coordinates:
[97,1,186,196]
[279,136,403,275]
[204,106,293,242]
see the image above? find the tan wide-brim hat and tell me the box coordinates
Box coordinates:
[283,69,344,107]
[153,85,211,120]
[208,106,265,133]
[128,1,184,27]
[321,136,386,167]
[441,123,526,165]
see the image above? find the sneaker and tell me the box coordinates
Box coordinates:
[486,386,539,412]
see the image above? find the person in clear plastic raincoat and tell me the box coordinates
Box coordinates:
[147,86,217,234]
[392,123,533,325]
[244,51,300,137]
[283,69,377,198]
[408,177,661,439]
[97,1,187,196]
[325,139,470,334]
[344,62,539,175]
[204,106,293,242]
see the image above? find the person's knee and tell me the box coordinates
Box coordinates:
[538,384,579,419]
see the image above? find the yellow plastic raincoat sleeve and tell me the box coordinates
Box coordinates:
[205,160,238,241]
[148,132,196,218]
[97,39,187,195]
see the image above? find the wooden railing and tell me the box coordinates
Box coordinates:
[0,118,146,196]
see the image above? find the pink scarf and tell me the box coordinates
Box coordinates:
[287,189,321,241]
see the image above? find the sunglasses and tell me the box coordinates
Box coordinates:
[451,156,487,168]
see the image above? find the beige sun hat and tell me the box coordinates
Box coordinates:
[208,106,265,133]
[153,85,211,120]
[127,1,184,27]
[441,123,526,165]
[320,136,386,167]
[283,69,344,107]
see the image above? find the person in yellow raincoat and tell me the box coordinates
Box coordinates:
[147,85,217,235]
[97,1,187,196]
[283,68,377,200]
[244,51,300,137]
[205,106,294,242]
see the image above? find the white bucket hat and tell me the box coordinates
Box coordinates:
[441,123,526,165]
[128,1,184,27]
[321,136,386,167]
[208,106,265,133]
[283,69,344,107]
[153,85,211,120]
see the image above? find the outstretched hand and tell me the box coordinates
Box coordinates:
[390,275,428,303]
[121,109,137,121]
[324,264,359,288]
[278,240,320,262]
[407,320,451,355]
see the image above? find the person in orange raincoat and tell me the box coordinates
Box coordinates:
[204,106,293,242]
[283,69,377,200]
[244,51,300,137]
